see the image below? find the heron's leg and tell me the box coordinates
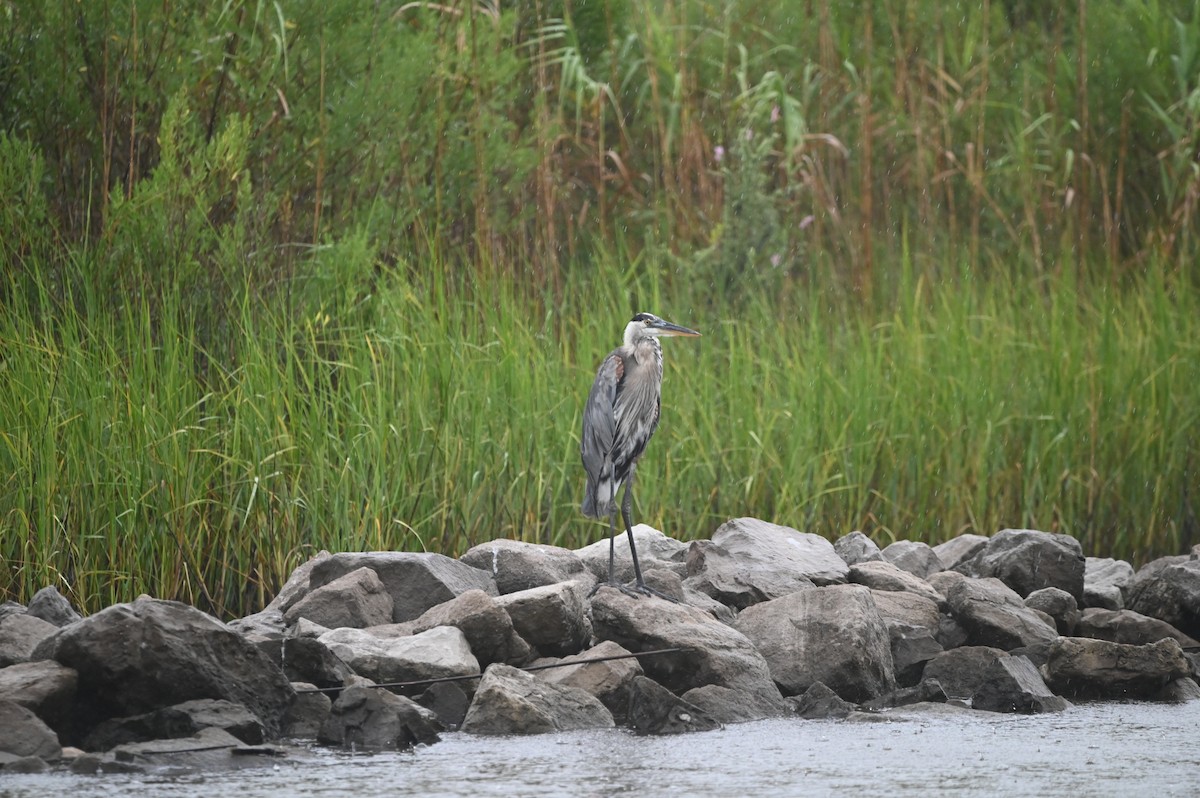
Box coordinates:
[622,479,679,603]
[589,503,640,598]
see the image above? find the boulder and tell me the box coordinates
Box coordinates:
[82,698,265,751]
[955,528,1085,601]
[34,597,294,741]
[680,684,788,724]
[791,682,856,719]
[263,550,333,615]
[575,524,688,583]
[880,541,943,579]
[834,531,883,565]
[0,660,77,734]
[851,561,945,607]
[1127,558,1200,638]
[1083,557,1134,610]
[932,534,989,570]
[1044,636,1190,699]
[590,588,783,706]
[0,613,58,667]
[945,576,1059,650]
[309,552,497,623]
[868,590,943,685]
[733,584,895,702]
[970,655,1070,713]
[318,626,479,691]
[1076,608,1199,648]
[1024,587,1079,636]
[494,582,591,658]
[26,586,82,628]
[253,636,355,692]
[283,566,393,629]
[1156,677,1200,703]
[628,676,721,735]
[409,589,531,666]
[533,641,642,724]
[460,664,614,735]
[282,683,332,738]
[683,539,815,610]
[228,608,287,640]
[710,517,849,586]
[0,699,61,762]
[318,684,443,750]
[459,539,589,594]
[414,681,472,730]
[870,589,941,633]
[921,646,1009,699]
[70,727,258,775]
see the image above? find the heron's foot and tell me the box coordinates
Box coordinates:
[588,581,646,600]
[634,582,682,603]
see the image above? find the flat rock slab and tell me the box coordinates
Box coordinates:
[945,576,1059,650]
[1076,608,1199,648]
[83,698,265,751]
[1044,636,1190,699]
[851,561,945,607]
[318,626,479,690]
[459,539,589,594]
[711,517,849,587]
[461,664,614,735]
[956,528,1085,601]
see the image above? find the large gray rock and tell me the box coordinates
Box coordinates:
[264,550,333,615]
[628,676,721,735]
[26,586,82,628]
[1076,608,1199,648]
[834,531,883,565]
[850,560,944,607]
[1127,558,1200,638]
[970,655,1070,714]
[680,684,788,725]
[0,660,77,735]
[69,727,261,775]
[0,699,61,761]
[881,541,943,579]
[309,552,497,623]
[933,534,990,570]
[1084,557,1134,610]
[318,684,442,750]
[955,528,1086,601]
[34,597,294,741]
[733,584,895,702]
[494,582,591,658]
[683,540,814,610]
[1024,587,1079,636]
[1044,637,1190,699]
[83,698,265,751]
[0,613,59,667]
[709,517,849,586]
[283,566,393,630]
[227,608,287,641]
[409,589,531,666]
[945,576,1059,650]
[575,525,688,583]
[318,626,479,689]
[533,641,641,723]
[282,683,332,738]
[869,589,944,685]
[791,682,857,719]
[459,539,589,594]
[253,636,354,692]
[921,646,1009,699]
[590,589,783,706]
[461,664,614,735]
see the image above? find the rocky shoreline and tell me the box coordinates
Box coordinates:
[2,519,1198,775]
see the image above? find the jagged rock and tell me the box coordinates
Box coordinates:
[1084,557,1134,610]
[710,517,849,586]
[1076,607,1199,648]
[970,655,1070,713]
[791,682,856,719]
[834,531,883,565]
[575,524,688,583]
[945,576,1058,649]
[318,684,442,750]
[733,584,895,702]
[1156,677,1200,703]
[72,727,262,774]
[640,568,688,602]
[860,679,950,711]
[680,684,788,724]
[590,588,784,707]
[936,612,969,650]
[282,683,332,738]
[955,528,1086,601]
[0,601,28,621]
[318,626,479,692]
[1127,558,1200,638]
[494,582,591,658]
[1044,636,1190,699]
[33,597,294,743]
[0,612,59,667]
[927,569,968,596]
[254,636,354,692]
[921,646,1009,699]
[533,641,642,724]
[881,541,943,579]
[82,698,265,751]
[459,539,589,594]
[26,586,82,628]
[283,566,393,630]
[850,561,945,607]
[409,589,531,666]
[414,681,471,730]
[0,660,77,735]
[461,663,613,735]
[628,676,721,735]
[228,609,287,640]
[683,539,815,610]
[1024,587,1079,636]
[887,625,944,687]
[263,550,332,615]
[309,552,497,623]
[870,590,941,634]
[933,534,990,570]
[0,699,61,761]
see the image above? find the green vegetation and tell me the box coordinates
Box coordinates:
[2,1,1198,617]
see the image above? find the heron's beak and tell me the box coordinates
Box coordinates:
[654,319,701,337]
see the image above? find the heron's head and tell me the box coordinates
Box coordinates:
[624,312,701,346]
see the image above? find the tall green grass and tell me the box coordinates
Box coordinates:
[3,254,1197,617]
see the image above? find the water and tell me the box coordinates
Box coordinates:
[4,702,1198,797]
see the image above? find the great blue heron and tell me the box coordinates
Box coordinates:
[581,312,700,598]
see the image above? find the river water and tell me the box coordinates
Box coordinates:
[3,701,1198,797]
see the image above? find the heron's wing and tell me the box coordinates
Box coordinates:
[581,352,624,479]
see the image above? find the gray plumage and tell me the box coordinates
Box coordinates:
[580,312,700,597]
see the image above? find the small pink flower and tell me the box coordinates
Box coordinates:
[714,145,725,163]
